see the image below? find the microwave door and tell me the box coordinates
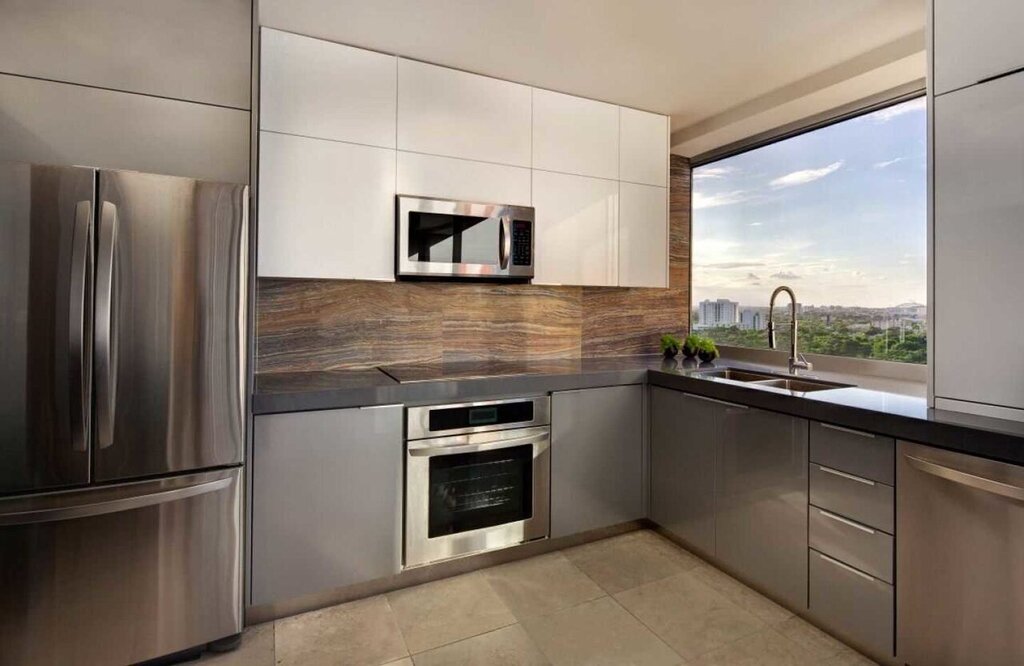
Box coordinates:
[401,208,502,277]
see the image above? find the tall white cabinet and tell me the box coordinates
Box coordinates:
[257,28,670,287]
[931,0,1024,418]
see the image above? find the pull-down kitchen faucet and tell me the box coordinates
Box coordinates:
[767,285,813,375]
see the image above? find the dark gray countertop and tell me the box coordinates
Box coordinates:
[253,355,1024,465]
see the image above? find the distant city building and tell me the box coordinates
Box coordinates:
[740,307,768,330]
[697,299,740,329]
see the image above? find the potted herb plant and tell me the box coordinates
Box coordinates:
[682,334,703,360]
[660,333,683,359]
[697,337,720,363]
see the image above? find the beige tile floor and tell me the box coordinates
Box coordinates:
[202,530,878,666]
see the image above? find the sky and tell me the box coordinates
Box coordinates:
[692,96,927,309]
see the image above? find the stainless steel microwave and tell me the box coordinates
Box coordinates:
[396,195,535,280]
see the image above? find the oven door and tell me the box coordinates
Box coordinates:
[396,195,534,279]
[405,426,550,568]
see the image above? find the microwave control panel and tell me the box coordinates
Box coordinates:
[511,221,532,266]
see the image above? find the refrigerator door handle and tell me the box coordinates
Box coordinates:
[0,476,233,526]
[95,201,119,449]
[69,201,94,453]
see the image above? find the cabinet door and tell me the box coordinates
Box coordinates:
[551,386,644,538]
[532,89,619,180]
[619,182,668,287]
[0,0,251,109]
[619,107,669,187]
[532,170,618,286]
[650,388,716,556]
[933,0,1024,96]
[260,28,397,147]
[0,73,250,184]
[716,404,808,609]
[258,131,396,280]
[934,72,1024,410]
[252,406,403,606]
[397,151,531,206]
[397,59,532,167]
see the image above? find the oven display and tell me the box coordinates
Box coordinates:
[468,407,498,426]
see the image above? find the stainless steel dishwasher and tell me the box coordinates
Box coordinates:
[897,440,1024,665]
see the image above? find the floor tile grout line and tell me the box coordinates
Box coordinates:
[604,591,689,663]
[381,594,413,661]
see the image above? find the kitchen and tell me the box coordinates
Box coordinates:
[1,1,1023,665]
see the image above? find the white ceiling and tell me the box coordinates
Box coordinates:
[259,0,926,156]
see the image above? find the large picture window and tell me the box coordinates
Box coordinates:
[691,96,927,364]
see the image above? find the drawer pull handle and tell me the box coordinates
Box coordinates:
[820,423,875,438]
[818,465,876,486]
[817,508,876,535]
[685,393,747,409]
[817,551,876,583]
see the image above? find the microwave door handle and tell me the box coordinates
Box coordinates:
[499,215,512,269]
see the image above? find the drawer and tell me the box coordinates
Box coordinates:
[809,505,893,583]
[809,462,894,533]
[809,549,894,659]
[810,421,894,484]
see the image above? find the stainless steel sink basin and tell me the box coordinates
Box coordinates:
[693,368,780,382]
[694,366,853,392]
[748,377,851,392]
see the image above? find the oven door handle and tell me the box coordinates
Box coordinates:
[409,432,550,457]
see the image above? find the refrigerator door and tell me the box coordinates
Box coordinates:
[0,467,242,666]
[93,170,247,481]
[0,162,94,494]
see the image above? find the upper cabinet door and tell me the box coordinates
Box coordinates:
[258,131,396,281]
[397,59,532,167]
[619,108,669,187]
[933,72,1024,410]
[532,171,618,286]
[619,182,668,288]
[260,28,397,148]
[532,89,619,180]
[933,0,1024,95]
[397,152,531,206]
[0,0,251,109]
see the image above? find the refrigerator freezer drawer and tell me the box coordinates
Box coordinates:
[0,467,242,666]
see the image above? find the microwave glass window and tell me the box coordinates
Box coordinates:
[428,444,533,538]
[407,212,499,264]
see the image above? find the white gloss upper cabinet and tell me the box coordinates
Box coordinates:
[532,89,619,180]
[933,72,1024,411]
[619,183,668,288]
[619,107,669,187]
[397,152,531,206]
[258,131,396,281]
[933,0,1024,96]
[532,171,618,286]
[260,28,397,147]
[397,59,532,167]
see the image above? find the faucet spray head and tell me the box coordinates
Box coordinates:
[767,321,776,349]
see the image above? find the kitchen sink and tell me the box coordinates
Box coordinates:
[694,366,853,392]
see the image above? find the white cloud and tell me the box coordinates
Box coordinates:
[692,190,751,209]
[770,271,801,280]
[693,166,737,180]
[770,161,843,189]
[749,221,763,226]
[867,96,926,123]
[873,157,906,169]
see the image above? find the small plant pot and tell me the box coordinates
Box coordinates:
[697,349,719,363]
[663,347,679,359]
[682,346,698,360]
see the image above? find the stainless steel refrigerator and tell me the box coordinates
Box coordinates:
[0,162,248,665]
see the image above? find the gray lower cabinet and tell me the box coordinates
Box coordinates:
[252,405,403,606]
[551,385,644,538]
[810,549,894,659]
[650,387,716,556]
[715,403,809,610]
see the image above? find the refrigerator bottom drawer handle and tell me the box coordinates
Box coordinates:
[0,476,232,527]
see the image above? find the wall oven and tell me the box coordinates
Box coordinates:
[405,397,550,568]
[396,195,535,280]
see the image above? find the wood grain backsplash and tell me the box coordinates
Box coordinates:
[256,156,691,373]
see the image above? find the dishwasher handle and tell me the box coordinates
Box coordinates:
[904,454,1024,503]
